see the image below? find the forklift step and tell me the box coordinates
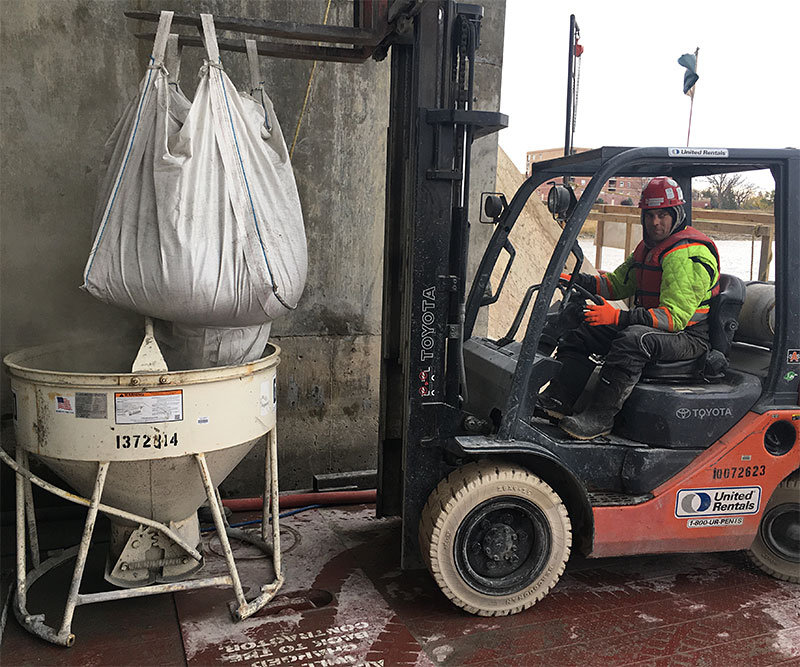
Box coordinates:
[313,469,377,492]
[588,491,653,507]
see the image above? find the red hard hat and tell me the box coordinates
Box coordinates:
[639,176,685,209]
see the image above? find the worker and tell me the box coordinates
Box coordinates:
[536,176,720,440]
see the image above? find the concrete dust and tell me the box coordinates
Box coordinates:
[431,643,454,662]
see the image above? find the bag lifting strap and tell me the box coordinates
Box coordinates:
[164,33,182,86]
[199,14,289,312]
[150,11,174,68]
[245,39,272,135]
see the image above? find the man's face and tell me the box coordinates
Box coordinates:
[643,208,674,242]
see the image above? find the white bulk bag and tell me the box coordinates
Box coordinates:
[157,34,272,369]
[82,12,307,328]
[152,319,272,370]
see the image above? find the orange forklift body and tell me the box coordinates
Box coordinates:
[592,411,799,558]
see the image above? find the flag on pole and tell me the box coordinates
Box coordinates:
[678,51,699,97]
[679,49,699,146]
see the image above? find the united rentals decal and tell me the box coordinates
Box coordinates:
[675,486,761,518]
[668,147,729,158]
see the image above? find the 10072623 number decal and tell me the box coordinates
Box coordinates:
[712,465,766,480]
[115,433,178,449]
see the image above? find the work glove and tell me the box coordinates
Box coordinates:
[583,297,620,326]
[561,272,599,294]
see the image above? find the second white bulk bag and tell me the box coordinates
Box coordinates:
[82,12,307,327]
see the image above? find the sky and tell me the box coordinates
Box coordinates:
[498,0,800,192]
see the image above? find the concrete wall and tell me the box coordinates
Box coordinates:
[0,0,505,495]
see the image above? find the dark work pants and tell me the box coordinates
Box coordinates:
[558,322,710,383]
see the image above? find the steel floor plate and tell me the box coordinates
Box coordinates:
[1,504,798,666]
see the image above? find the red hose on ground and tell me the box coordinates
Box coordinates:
[222,489,376,512]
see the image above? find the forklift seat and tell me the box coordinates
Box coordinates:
[641,274,746,382]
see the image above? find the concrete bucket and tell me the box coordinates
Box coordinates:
[2,324,283,646]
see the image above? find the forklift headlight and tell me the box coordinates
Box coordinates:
[480,192,507,223]
[547,183,576,221]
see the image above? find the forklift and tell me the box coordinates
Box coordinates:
[416,145,800,615]
[371,1,800,616]
[128,1,800,617]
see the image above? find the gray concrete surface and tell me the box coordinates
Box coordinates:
[0,0,506,495]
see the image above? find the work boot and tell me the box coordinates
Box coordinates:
[534,354,596,420]
[559,369,638,440]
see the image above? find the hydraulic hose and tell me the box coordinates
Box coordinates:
[221,488,376,512]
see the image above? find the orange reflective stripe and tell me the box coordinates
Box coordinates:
[661,242,709,259]
[595,274,615,299]
[649,307,674,331]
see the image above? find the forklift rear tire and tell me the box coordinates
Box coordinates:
[747,471,800,583]
[419,460,571,616]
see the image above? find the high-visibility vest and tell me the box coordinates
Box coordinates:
[631,227,720,326]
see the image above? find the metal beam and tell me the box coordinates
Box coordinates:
[134,32,372,63]
[124,10,388,46]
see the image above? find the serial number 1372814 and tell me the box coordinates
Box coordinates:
[116,433,179,449]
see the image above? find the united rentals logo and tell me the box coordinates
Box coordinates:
[675,486,761,518]
[668,147,729,158]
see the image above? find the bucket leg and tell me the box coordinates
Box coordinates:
[56,461,109,646]
[262,431,271,543]
[214,486,231,529]
[20,451,40,569]
[266,427,281,578]
[194,453,250,614]
[14,447,31,618]
[195,440,283,622]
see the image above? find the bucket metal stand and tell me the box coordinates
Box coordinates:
[0,428,283,647]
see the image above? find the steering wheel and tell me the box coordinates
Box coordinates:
[557,275,603,313]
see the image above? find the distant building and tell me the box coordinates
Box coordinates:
[526,147,648,206]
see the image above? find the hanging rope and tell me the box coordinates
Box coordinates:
[290,0,333,159]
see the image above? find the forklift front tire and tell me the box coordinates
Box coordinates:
[419,460,571,616]
[747,471,800,583]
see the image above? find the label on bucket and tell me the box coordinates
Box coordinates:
[76,392,108,419]
[114,390,183,424]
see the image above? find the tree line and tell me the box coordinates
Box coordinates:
[602,174,774,211]
[695,173,774,211]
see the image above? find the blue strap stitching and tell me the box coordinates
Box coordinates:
[84,59,157,282]
[218,66,290,310]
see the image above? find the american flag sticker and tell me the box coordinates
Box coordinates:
[55,395,74,414]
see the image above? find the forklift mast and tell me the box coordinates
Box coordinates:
[377,2,507,567]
